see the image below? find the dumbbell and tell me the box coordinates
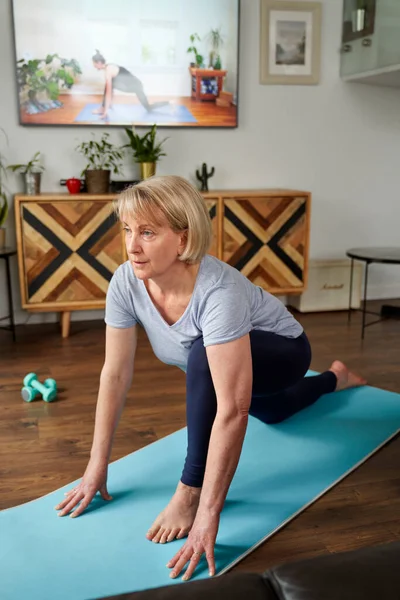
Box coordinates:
[21,373,57,403]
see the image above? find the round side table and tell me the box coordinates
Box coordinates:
[0,247,17,341]
[346,247,400,339]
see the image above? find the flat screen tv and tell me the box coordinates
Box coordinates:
[11,0,240,128]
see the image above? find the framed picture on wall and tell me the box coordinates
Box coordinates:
[260,0,322,85]
[10,0,240,128]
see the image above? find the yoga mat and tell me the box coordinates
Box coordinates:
[1,375,400,600]
[74,103,197,124]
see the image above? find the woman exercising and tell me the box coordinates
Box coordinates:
[92,50,169,118]
[55,176,366,581]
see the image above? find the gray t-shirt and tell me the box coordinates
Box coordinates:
[105,254,303,372]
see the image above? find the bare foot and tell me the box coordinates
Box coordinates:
[146,481,201,544]
[329,360,367,391]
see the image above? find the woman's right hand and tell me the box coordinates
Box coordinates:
[54,459,112,518]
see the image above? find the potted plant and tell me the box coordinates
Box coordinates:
[123,124,168,180]
[8,151,44,195]
[16,53,82,115]
[207,28,224,69]
[76,133,124,194]
[187,33,204,68]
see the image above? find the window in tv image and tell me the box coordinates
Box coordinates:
[11,0,240,128]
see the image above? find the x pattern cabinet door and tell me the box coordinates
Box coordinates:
[223,196,309,294]
[19,200,124,308]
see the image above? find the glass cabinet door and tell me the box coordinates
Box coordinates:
[340,0,400,78]
[342,0,376,44]
[374,0,400,70]
[340,0,377,77]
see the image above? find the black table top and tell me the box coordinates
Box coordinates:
[346,247,400,264]
[0,247,17,258]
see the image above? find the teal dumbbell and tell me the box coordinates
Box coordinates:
[21,373,57,403]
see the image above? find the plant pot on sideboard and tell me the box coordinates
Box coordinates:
[24,172,41,195]
[140,162,156,180]
[85,169,110,194]
[0,227,6,248]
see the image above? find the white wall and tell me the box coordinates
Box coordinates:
[1,0,400,327]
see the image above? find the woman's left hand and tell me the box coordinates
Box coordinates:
[166,510,220,581]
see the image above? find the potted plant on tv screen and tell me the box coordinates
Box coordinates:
[187,33,204,67]
[207,28,224,69]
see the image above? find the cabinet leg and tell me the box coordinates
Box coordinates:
[61,311,71,338]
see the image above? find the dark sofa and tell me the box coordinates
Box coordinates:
[100,540,400,600]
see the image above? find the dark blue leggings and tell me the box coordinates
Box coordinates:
[181,330,337,488]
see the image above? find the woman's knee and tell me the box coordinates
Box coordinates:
[250,330,312,390]
[249,401,289,425]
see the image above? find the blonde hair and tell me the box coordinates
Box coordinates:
[114,175,212,264]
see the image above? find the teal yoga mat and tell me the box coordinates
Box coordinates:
[1,375,400,600]
[74,103,197,124]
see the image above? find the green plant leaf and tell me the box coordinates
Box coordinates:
[47,81,59,100]
[123,124,168,163]
[76,133,124,174]
[8,151,44,174]
[0,192,9,227]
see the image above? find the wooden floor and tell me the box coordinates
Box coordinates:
[20,94,237,127]
[1,302,400,575]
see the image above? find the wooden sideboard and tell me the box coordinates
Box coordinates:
[14,190,311,337]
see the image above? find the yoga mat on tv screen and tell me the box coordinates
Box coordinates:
[74,103,197,124]
[1,374,400,600]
